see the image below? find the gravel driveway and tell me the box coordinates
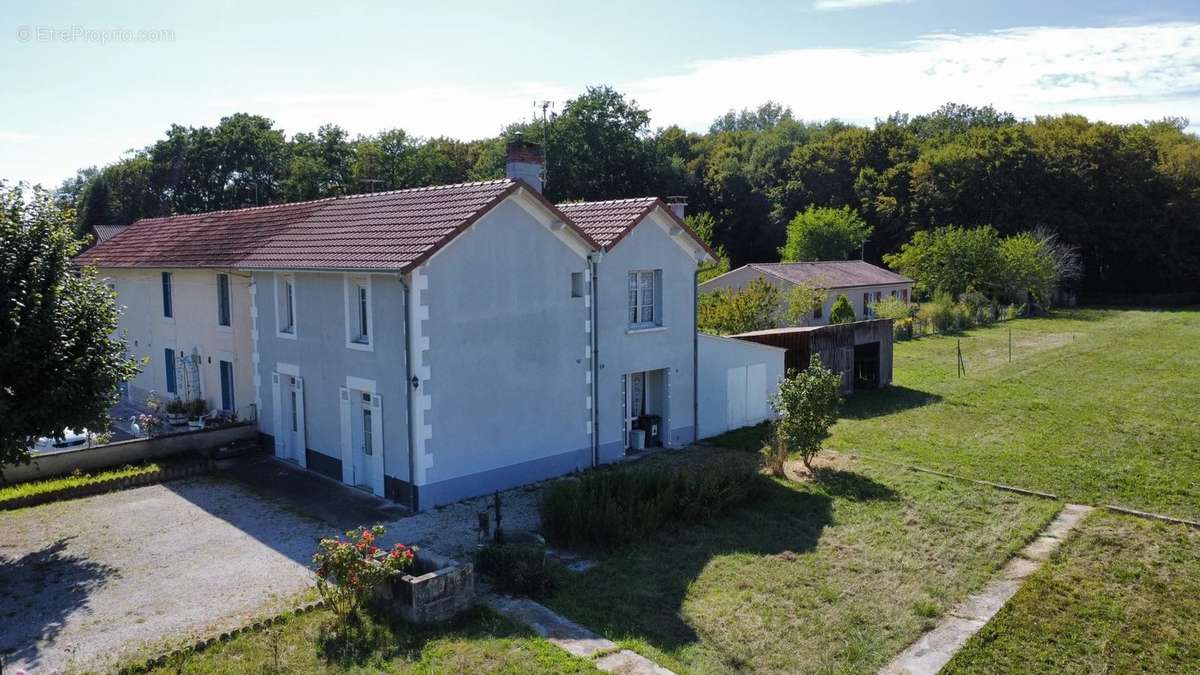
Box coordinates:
[0,476,329,673]
[0,463,544,673]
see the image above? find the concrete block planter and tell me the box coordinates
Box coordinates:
[376,550,476,624]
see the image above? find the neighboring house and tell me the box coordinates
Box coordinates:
[74,139,714,510]
[699,261,913,325]
[74,234,256,421]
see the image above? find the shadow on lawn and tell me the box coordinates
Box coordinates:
[0,537,116,670]
[840,385,942,420]
[546,477,834,667]
[812,467,898,502]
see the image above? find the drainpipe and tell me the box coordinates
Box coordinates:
[400,275,418,512]
[589,252,601,468]
[693,267,700,445]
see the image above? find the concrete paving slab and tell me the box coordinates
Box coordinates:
[1020,535,1062,561]
[487,595,616,658]
[595,649,677,674]
[881,504,1093,675]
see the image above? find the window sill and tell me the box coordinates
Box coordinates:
[626,326,667,335]
[346,339,374,352]
[276,330,297,341]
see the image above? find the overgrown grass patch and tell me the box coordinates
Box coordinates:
[544,447,1059,674]
[130,605,598,674]
[539,454,761,551]
[0,462,161,505]
[829,308,1200,520]
[945,511,1200,673]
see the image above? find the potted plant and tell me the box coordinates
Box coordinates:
[163,398,189,426]
[186,399,209,429]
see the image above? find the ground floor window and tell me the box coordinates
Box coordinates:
[219,360,234,412]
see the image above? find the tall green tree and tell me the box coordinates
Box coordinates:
[543,86,653,202]
[77,175,113,238]
[0,183,140,466]
[779,205,872,261]
[884,225,1004,299]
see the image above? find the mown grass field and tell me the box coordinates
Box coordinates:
[546,448,1059,674]
[830,308,1200,521]
[945,510,1200,673]
[132,606,597,674]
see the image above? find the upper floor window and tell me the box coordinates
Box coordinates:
[277,273,297,337]
[628,270,662,329]
[216,273,231,327]
[161,272,173,318]
[345,275,373,350]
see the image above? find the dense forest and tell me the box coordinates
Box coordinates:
[53,86,1200,295]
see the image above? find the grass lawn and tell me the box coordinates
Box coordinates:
[132,605,598,674]
[544,448,1060,674]
[0,462,161,505]
[829,308,1200,521]
[945,510,1200,674]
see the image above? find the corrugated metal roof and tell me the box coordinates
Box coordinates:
[749,261,912,288]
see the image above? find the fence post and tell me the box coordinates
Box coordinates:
[1009,328,1012,363]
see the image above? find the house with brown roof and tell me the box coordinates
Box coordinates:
[699,261,914,326]
[76,139,714,510]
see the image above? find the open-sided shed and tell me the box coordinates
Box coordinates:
[730,319,894,395]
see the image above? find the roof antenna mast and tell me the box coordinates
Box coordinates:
[536,100,554,191]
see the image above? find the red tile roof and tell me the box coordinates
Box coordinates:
[556,197,715,259]
[748,261,912,288]
[74,180,594,271]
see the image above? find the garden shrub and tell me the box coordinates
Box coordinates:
[829,294,856,324]
[539,457,762,550]
[477,541,551,596]
[312,525,415,628]
[922,293,957,333]
[768,356,843,474]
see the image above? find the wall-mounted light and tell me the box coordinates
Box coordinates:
[411,375,420,389]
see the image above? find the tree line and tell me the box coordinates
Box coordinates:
[53,86,1200,295]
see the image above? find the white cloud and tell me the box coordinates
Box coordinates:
[6,22,1199,188]
[625,23,1200,131]
[813,0,911,11]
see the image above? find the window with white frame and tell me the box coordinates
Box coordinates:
[345,275,373,349]
[628,270,662,329]
[277,274,296,336]
[161,272,173,318]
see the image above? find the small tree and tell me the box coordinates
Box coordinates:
[784,280,829,326]
[766,356,842,475]
[698,277,781,335]
[1,183,141,467]
[829,294,856,324]
[779,205,872,262]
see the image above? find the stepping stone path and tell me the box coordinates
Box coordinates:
[487,595,675,674]
[881,503,1094,675]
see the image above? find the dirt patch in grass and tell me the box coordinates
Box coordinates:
[944,511,1200,674]
[544,447,1059,674]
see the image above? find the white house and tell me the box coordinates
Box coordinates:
[76,139,717,510]
[699,261,914,325]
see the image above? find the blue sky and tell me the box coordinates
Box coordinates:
[3,0,1199,187]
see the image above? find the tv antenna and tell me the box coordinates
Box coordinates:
[535,100,554,190]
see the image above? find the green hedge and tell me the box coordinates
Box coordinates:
[539,457,762,551]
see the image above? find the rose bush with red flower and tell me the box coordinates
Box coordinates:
[311,524,416,624]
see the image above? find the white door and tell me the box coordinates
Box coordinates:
[747,363,768,423]
[624,372,645,447]
[343,389,385,496]
[271,372,303,464]
[726,366,747,430]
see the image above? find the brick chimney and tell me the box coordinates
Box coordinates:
[666,196,687,220]
[506,133,544,193]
